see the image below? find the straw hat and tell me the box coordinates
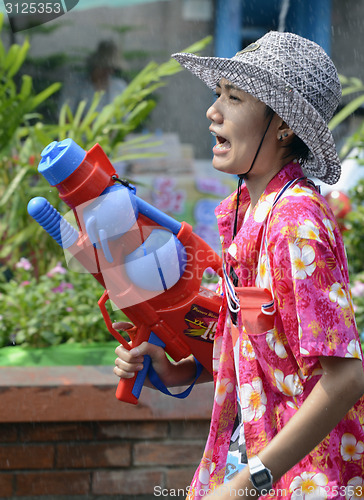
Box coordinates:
[172,31,342,185]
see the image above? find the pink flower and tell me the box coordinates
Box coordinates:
[20,281,31,286]
[16,258,33,271]
[352,281,364,298]
[47,262,67,277]
[51,282,74,293]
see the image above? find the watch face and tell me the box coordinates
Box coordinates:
[252,469,271,487]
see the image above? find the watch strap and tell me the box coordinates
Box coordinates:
[248,454,265,473]
[248,455,273,494]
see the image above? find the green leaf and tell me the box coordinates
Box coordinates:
[3,44,20,74]
[341,85,364,97]
[0,166,28,207]
[89,100,114,132]
[329,94,364,130]
[72,100,88,130]
[0,223,37,258]
[8,39,30,78]
[181,35,213,54]
[30,82,61,110]
[75,94,101,133]
[19,75,33,99]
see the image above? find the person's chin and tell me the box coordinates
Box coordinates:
[212,155,237,176]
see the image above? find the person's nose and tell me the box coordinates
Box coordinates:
[206,102,223,124]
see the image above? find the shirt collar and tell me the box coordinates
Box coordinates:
[215,161,305,220]
[215,162,305,261]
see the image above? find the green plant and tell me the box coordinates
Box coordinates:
[350,274,364,339]
[326,75,364,338]
[343,179,364,275]
[329,74,364,158]
[0,258,124,348]
[0,15,61,154]
[0,30,212,348]
[340,179,364,340]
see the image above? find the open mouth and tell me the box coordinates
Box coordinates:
[211,131,231,151]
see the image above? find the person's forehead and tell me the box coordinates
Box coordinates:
[216,78,261,105]
[216,78,241,91]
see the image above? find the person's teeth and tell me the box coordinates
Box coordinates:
[210,131,217,137]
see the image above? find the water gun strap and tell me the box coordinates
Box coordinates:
[148,356,204,399]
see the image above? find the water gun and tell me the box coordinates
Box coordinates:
[27,139,222,404]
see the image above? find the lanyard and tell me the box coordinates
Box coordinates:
[225,176,306,316]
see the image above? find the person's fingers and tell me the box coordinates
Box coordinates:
[128,341,165,362]
[113,365,136,378]
[113,358,143,378]
[114,341,168,380]
[115,344,144,364]
[112,321,134,331]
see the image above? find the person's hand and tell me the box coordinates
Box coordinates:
[201,484,251,500]
[113,322,173,386]
[201,468,254,500]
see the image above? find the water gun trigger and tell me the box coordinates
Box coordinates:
[126,325,138,343]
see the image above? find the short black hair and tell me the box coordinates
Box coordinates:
[264,105,310,165]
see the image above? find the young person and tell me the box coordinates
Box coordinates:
[114,32,364,499]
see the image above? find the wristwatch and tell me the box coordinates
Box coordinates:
[249,455,273,495]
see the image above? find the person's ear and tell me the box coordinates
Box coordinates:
[277,120,293,142]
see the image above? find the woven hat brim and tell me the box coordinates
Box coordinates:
[172,52,341,185]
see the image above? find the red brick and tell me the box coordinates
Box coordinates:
[166,467,196,490]
[96,421,168,440]
[16,471,90,496]
[56,442,131,468]
[93,469,163,495]
[134,441,204,466]
[169,420,210,440]
[0,372,214,423]
[0,473,14,497]
[0,444,54,470]
[20,422,94,442]
[0,426,17,443]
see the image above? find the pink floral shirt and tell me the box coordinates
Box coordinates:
[187,162,364,499]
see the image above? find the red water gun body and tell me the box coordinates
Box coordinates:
[28,139,222,404]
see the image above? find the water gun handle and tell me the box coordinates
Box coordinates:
[98,292,167,405]
[116,330,203,405]
[116,331,166,405]
[98,292,203,404]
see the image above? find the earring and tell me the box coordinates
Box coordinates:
[283,132,289,138]
[278,135,283,141]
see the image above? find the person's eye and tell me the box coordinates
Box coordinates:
[214,92,221,100]
[229,94,241,102]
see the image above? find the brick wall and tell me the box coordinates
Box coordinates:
[0,420,209,499]
[0,366,214,500]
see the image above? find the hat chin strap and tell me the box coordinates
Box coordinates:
[232,113,274,241]
[239,113,274,180]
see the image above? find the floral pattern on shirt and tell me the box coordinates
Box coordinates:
[187,162,364,499]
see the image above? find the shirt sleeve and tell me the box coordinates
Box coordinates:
[271,219,360,365]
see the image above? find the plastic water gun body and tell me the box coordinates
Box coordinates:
[28,139,222,404]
